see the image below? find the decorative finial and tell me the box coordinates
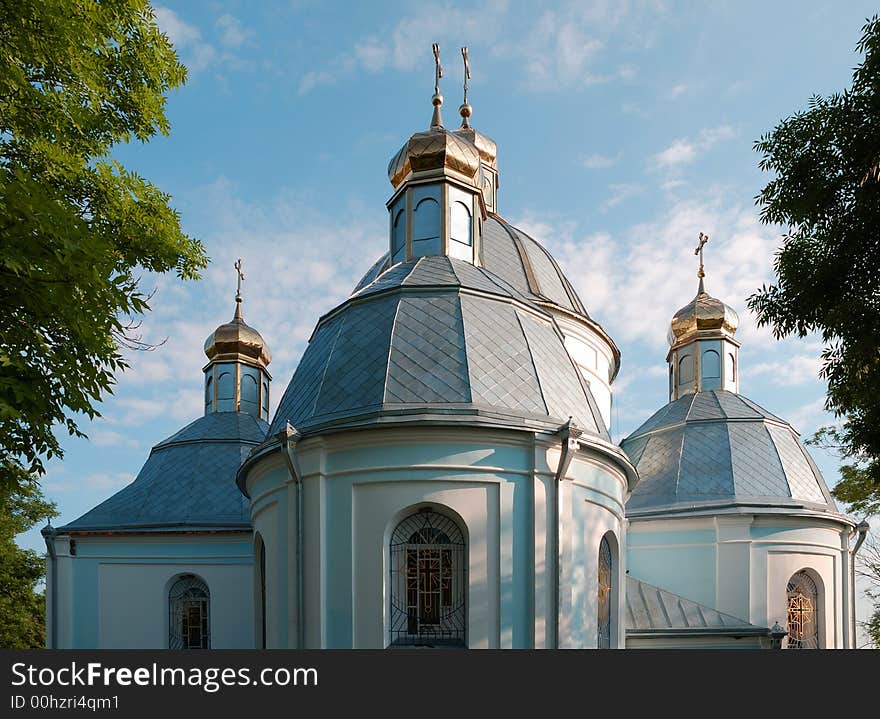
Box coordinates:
[694,232,708,293]
[431,42,444,128]
[234,257,245,320]
[459,47,472,128]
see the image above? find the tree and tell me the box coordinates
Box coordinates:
[0,483,57,648]
[748,16,880,510]
[0,0,208,493]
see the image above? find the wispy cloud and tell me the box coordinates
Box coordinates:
[652,125,737,169]
[216,14,251,48]
[154,6,216,72]
[582,153,619,170]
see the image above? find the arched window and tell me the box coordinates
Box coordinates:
[205,375,213,413]
[169,574,210,649]
[391,208,406,264]
[786,571,819,649]
[255,536,267,649]
[240,371,258,417]
[216,368,234,412]
[678,354,694,384]
[389,508,466,647]
[261,379,270,421]
[701,349,720,378]
[598,535,613,649]
[412,197,441,257]
[726,352,736,382]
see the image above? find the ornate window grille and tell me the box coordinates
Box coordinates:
[786,571,819,649]
[597,535,612,649]
[389,509,466,647]
[169,575,210,649]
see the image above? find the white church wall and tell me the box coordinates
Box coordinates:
[627,513,853,647]
[48,534,254,649]
[749,518,848,648]
[627,518,718,608]
[245,427,630,649]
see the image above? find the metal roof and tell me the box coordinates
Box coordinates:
[625,575,761,634]
[352,215,590,318]
[270,255,608,438]
[58,412,268,532]
[621,390,837,516]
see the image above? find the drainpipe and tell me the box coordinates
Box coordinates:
[278,422,304,649]
[552,418,581,649]
[41,523,57,649]
[850,519,870,647]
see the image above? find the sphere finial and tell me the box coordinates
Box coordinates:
[431,43,444,128]
[459,46,472,128]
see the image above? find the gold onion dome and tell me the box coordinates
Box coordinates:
[204,292,271,366]
[668,279,739,346]
[386,122,482,190]
[387,43,484,191]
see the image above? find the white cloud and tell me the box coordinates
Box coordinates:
[602,183,641,210]
[216,14,250,48]
[515,192,781,351]
[747,353,824,386]
[653,125,736,169]
[153,6,217,72]
[582,153,618,169]
[86,429,140,449]
[786,397,832,437]
[669,83,688,98]
[153,6,200,47]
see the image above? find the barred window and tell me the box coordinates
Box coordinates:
[169,574,210,649]
[389,509,466,647]
[598,535,613,649]
[786,571,819,649]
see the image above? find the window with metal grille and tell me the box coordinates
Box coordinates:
[598,535,613,649]
[169,574,210,649]
[786,571,819,649]
[389,509,466,647]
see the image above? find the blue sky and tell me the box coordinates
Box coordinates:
[19,1,879,640]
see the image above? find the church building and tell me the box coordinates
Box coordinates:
[42,48,866,650]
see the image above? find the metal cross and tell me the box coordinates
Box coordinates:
[433,43,442,96]
[234,257,245,299]
[694,232,708,279]
[461,46,470,105]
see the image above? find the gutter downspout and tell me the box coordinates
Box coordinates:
[552,418,582,649]
[278,422,304,649]
[41,524,57,649]
[850,519,870,647]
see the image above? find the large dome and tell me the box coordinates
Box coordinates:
[354,215,612,340]
[621,390,837,516]
[269,255,610,439]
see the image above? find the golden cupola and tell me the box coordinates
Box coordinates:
[385,45,497,268]
[203,259,272,421]
[666,234,741,401]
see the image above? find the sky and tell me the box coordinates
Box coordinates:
[17,0,879,643]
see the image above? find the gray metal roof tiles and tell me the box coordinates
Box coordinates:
[460,295,546,416]
[622,390,837,514]
[625,576,757,632]
[350,216,590,319]
[59,412,268,532]
[270,258,607,438]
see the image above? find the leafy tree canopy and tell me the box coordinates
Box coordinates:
[0,0,208,491]
[749,16,880,509]
[0,482,57,648]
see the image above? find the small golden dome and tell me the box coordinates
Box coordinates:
[204,301,271,366]
[453,125,497,169]
[668,282,739,346]
[387,126,482,190]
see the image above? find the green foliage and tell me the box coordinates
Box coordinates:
[749,16,880,509]
[0,0,208,491]
[0,482,58,648]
